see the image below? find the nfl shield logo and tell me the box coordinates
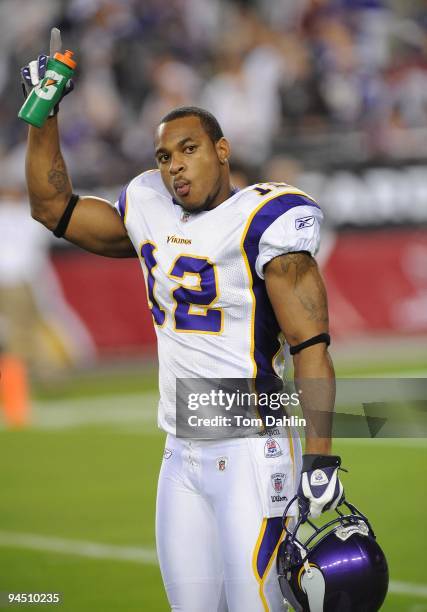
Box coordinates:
[271,473,286,493]
[264,438,282,458]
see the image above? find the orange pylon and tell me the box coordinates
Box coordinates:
[0,354,31,428]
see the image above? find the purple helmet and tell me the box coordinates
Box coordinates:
[277,497,389,611]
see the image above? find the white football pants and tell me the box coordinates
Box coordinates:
[156,434,301,612]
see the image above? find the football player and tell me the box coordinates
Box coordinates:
[22,29,344,612]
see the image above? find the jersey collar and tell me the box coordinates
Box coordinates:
[172,186,240,209]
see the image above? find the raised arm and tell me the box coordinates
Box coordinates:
[264,252,334,454]
[26,116,135,258]
[22,29,135,258]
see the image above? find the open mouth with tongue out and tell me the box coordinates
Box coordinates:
[174,179,191,198]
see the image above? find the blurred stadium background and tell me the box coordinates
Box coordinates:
[0,0,426,610]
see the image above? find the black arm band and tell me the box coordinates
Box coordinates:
[53,193,80,238]
[289,333,330,355]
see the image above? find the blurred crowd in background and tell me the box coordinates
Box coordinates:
[0,0,426,390]
[1,0,427,187]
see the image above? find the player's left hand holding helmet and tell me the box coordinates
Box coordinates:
[298,454,345,521]
[277,497,389,611]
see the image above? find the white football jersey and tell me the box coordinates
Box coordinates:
[115,170,323,434]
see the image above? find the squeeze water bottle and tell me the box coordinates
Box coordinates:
[18,50,76,128]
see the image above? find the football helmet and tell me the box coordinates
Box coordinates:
[277,497,388,611]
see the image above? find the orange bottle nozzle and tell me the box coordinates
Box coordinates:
[53,50,77,69]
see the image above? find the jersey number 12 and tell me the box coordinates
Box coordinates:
[140,243,223,334]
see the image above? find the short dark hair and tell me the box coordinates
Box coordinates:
[158,106,224,143]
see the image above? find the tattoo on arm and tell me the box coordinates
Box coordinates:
[47,151,69,194]
[279,253,328,323]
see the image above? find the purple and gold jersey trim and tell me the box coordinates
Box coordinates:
[117,183,129,221]
[241,193,319,384]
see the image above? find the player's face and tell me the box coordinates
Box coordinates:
[155,116,231,213]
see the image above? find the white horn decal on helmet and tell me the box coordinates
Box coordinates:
[300,566,326,612]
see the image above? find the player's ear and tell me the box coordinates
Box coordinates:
[215,137,231,165]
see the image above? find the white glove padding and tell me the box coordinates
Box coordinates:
[298,454,345,520]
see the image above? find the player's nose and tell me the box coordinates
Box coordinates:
[168,154,185,176]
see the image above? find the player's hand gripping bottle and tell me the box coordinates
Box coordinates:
[18,48,76,128]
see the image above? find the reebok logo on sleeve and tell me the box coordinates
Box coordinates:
[295,216,314,230]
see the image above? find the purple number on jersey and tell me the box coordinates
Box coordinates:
[140,242,166,326]
[169,255,222,333]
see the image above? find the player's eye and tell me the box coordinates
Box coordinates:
[157,153,169,164]
[185,145,197,154]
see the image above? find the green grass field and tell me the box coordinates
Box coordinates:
[0,361,426,611]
